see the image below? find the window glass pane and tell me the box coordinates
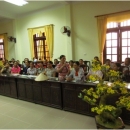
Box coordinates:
[128,47,130,53]
[36,41,39,46]
[128,20,130,25]
[124,21,127,26]
[122,31,127,38]
[106,55,111,60]
[122,55,128,62]
[121,22,123,27]
[122,39,127,46]
[112,55,117,62]
[0,39,3,42]
[128,31,130,38]
[107,48,111,54]
[106,40,111,47]
[113,23,117,27]
[106,33,111,40]
[112,40,117,46]
[112,48,117,54]
[128,39,130,46]
[112,33,117,39]
[122,47,127,54]
[107,23,110,28]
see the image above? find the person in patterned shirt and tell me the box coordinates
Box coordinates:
[56,55,70,81]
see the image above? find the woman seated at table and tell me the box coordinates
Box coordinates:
[112,62,122,72]
[27,61,37,75]
[109,62,123,81]
[11,61,21,74]
[1,62,11,74]
[86,67,103,80]
[66,61,84,82]
[44,61,56,77]
[37,61,45,75]
[69,60,74,72]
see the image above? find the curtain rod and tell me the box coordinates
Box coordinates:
[95,10,130,17]
[27,24,54,30]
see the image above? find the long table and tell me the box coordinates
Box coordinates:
[0,75,130,125]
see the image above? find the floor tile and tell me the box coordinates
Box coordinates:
[1,119,30,129]
[33,114,63,129]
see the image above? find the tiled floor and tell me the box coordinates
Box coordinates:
[0,95,130,129]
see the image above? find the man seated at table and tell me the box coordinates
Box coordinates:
[66,61,84,82]
[121,57,130,75]
[22,61,30,75]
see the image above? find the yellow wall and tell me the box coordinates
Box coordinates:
[1,1,130,62]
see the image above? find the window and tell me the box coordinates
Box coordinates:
[0,39,5,59]
[103,20,130,63]
[33,33,50,61]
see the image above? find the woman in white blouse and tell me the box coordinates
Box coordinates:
[44,61,56,77]
[66,61,84,82]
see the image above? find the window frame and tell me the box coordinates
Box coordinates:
[103,22,130,63]
[33,33,50,61]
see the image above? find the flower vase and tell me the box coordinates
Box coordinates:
[95,115,125,129]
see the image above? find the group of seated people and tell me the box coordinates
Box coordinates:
[0,55,130,82]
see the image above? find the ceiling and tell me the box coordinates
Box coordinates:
[0,0,71,22]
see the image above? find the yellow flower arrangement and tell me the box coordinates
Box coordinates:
[91,59,110,72]
[79,59,130,128]
[79,80,130,127]
[88,75,101,82]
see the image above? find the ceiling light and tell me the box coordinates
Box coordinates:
[4,0,28,6]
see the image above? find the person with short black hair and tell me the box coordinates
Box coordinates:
[121,58,130,76]
[94,56,102,65]
[54,59,59,66]
[112,62,122,72]
[22,61,30,75]
[104,59,111,66]
[27,61,37,75]
[37,61,45,75]
[44,61,56,77]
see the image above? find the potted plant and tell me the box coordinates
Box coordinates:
[78,60,130,129]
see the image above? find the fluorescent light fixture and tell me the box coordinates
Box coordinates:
[4,0,28,6]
